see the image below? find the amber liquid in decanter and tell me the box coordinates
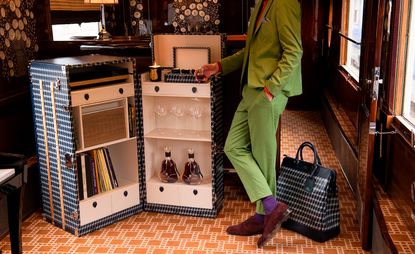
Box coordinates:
[159,147,179,183]
[182,148,203,185]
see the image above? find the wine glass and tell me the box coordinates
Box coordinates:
[154,104,167,117]
[170,104,185,118]
[189,105,202,119]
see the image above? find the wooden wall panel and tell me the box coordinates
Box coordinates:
[335,70,360,130]
[387,134,415,236]
[288,0,325,110]
[322,98,358,194]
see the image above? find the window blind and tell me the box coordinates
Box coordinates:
[50,0,100,11]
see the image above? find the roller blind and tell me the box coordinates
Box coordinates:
[50,0,100,11]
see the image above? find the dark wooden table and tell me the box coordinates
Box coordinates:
[0,153,25,254]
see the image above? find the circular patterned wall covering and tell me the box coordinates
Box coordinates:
[0,0,38,78]
[129,0,148,35]
[128,0,220,35]
[172,0,220,34]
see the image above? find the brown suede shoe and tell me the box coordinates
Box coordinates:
[226,216,264,236]
[257,202,291,247]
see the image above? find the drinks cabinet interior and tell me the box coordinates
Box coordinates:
[140,34,225,217]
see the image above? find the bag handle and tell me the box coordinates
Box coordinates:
[295,142,323,193]
[295,141,322,166]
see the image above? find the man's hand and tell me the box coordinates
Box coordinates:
[194,63,220,82]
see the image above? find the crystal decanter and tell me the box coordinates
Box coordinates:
[159,147,180,183]
[182,148,203,185]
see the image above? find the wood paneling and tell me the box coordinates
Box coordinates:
[149,0,174,34]
[288,0,325,110]
[221,0,254,35]
[0,78,36,156]
[335,70,360,130]
[388,134,415,236]
[322,98,358,194]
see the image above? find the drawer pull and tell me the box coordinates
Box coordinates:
[193,189,198,195]
[192,87,197,93]
[123,190,128,197]
[84,93,89,100]
[154,86,160,92]
[92,201,97,208]
[411,182,415,203]
[159,186,164,192]
[119,88,124,94]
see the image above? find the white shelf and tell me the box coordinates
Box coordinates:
[141,82,211,98]
[79,180,137,202]
[147,175,212,188]
[146,176,213,209]
[144,128,211,142]
[76,136,137,154]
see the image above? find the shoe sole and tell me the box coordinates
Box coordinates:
[257,209,292,248]
[227,231,263,236]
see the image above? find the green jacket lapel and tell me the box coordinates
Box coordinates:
[254,0,273,35]
[241,0,263,85]
[247,0,263,41]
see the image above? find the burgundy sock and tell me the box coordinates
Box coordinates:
[262,196,278,215]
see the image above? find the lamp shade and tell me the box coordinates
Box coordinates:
[84,0,118,3]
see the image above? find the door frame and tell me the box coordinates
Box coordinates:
[357,0,387,250]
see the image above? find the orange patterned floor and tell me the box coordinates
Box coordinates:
[0,110,369,253]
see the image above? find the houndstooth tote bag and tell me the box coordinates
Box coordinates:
[276,141,340,242]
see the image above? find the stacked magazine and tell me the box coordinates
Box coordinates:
[76,147,119,200]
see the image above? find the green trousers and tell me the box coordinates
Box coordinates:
[224,85,288,215]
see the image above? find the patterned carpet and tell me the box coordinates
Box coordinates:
[0,110,369,253]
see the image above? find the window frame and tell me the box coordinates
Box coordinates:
[402,0,415,125]
[391,0,415,148]
[47,1,123,41]
[49,0,100,11]
[339,0,364,83]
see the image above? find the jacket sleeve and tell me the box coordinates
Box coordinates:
[220,48,245,76]
[265,0,303,96]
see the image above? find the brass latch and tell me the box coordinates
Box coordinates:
[369,122,396,136]
[374,130,396,136]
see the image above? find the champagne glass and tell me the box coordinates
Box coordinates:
[154,104,167,117]
[189,105,202,119]
[171,104,184,118]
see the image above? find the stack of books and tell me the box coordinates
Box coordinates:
[76,148,119,200]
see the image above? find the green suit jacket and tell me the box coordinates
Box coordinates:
[221,0,303,98]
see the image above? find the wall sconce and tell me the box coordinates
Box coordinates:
[84,0,119,40]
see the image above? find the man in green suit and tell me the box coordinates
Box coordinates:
[196,0,302,247]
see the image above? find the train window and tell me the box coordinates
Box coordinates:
[49,1,101,41]
[52,22,100,41]
[340,0,364,81]
[402,1,415,125]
